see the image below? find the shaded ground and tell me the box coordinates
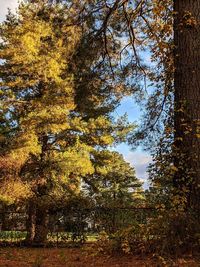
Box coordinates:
[0,247,199,267]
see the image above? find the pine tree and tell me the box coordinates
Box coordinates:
[0,1,134,245]
[83,150,144,233]
[83,150,143,208]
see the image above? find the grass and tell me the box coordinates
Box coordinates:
[0,231,27,242]
[0,231,98,244]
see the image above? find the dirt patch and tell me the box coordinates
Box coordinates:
[0,247,199,267]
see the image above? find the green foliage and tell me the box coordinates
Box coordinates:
[144,210,200,256]
[0,231,26,242]
[95,221,150,255]
[1,0,198,257]
[0,1,134,207]
[83,150,143,208]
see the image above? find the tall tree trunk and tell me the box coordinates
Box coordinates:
[25,203,49,246]
[174,0,200,210]
[25,203,36,244]
[33,206,49,246]
[1,206,7,231]
[31,133,49,246]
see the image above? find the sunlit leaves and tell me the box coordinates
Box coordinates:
[0,1,135,206]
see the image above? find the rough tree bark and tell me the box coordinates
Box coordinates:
[25,203,49,246]
[32,134,49,246]
[25,134,50,246]
[33,206,49,246]
[25,203,36,244]
[174,0,200,210]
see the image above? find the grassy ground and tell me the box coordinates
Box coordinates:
[0,231,98,243]
[0,247,199,267]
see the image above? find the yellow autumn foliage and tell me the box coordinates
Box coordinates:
[0,180,33,204]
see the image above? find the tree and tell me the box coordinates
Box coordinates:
[89,0,200,211]
[173,0,200,211]
[0,1,134,245]
[137,0,200,213]
[83,150,143,207]
[83,150,144,233]
[2,0,199,250]
[61,0,200,251]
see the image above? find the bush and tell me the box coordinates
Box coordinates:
[95,222,149,255]
[95,210,200,257]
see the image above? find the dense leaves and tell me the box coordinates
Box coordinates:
[0,0,142,244]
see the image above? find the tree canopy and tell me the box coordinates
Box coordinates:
[0,0,200,254]
[0,0,141,244]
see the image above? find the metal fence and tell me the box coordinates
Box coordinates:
[0,207,156,245]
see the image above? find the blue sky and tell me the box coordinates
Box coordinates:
[114,98,151,188]
[0,0,152,188]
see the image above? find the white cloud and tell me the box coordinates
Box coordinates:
[124,151,152,188]
[0,0,19,22]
